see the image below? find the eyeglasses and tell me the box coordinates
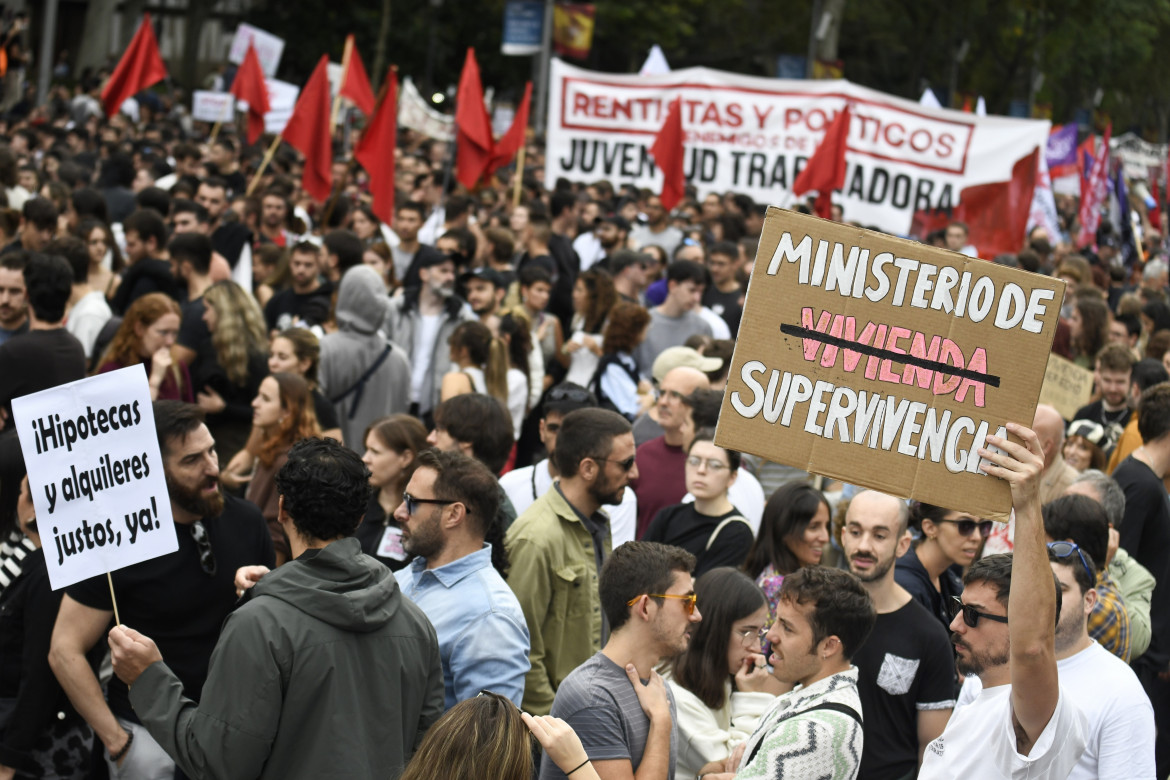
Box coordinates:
[1048,541,1094,583]
[937,517,993,538]
[950,595,1008,628]
[686,456,729,472]
[627,593,698,616]
[734,626,767,647]
[190,520,216,576]
[402,492,455,516]
[594,455,636,472]
[547,385,594,404]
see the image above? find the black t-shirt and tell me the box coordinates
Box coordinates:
[1071,399,1130,451]
[642,503,753,577]
[702,285,743,335]
[1112,456,1170,665]
[66,494,275,721]
[264,283,334,333]
[853,598,956,780]
[178,296,217,386]
[0,329,86,420]
[354,494,412,571]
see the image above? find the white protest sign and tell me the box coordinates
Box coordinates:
[229,23,285,78]
[261,78,300,135]
[192,90,236,123]
[399,76,454,141]
[12,366,177,590]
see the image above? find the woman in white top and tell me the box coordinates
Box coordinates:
[440,320,526,439]
[662,567,781,779]
[560,269,616,387]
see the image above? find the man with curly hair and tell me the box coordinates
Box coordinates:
[106,438,445,779]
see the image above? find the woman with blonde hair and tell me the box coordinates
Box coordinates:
[97,292,191,402]
[231,373,320,564]
[441,320,509,403]
[198,280,269,461]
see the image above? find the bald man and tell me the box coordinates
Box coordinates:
[1035,404,1079,505]
[631,365,710,536]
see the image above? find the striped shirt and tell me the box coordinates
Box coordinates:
[0,529,36,597]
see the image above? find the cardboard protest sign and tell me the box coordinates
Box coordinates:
[192,90,236,123]
[229,23,285,78]
[1039,353,1095,421]
[12,366,177,590]
[715,209,1064,519]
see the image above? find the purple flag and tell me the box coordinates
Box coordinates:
[1046,124,1078,170]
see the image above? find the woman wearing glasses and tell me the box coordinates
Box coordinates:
[895,501,992,632]
[643,429,753,577]
[661,568,779,780]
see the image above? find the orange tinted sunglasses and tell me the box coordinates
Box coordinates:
[627,593,697,616]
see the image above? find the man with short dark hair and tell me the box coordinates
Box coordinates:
[393,201,446,288]
[264,241,333,333]
[461,266,507,326]
[0,251,29,344]
[107,438,443,779]
[842,491,953,779]
[4,196,57,253]
[541,541,698,780]
[197,176,253,290]
[634,260,714,378]
[394,449,529,709]
[610,249,649,305]
[1103,357,1169,472]
[321,229,364,283]
[726,567,876,780]
[1072,343,1136,455]
[258,190,294,247]
[50,402,275,779]
[0,253,85,429]
[169,232,217,373]
[507,408,639,715]
[630,194,683,255]
[702,240,743,334]
[110,209,180,313]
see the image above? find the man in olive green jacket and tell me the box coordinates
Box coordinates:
[506,408,639,715]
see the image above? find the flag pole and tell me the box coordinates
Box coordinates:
[331,35,354,133]
[107,572,122,626]
[209,121,222,145]
[512,145,526,207]
[247,135,282,196]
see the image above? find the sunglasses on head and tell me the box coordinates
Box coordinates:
[547,385,593,404]
[950,595,1008,628]
[627,592,698,616]
[1048,540,1094,583]
[938,517,993,538]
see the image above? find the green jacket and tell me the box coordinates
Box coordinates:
[505,484,610,715]
[130,538,445,779]
[1110,547,1156,659]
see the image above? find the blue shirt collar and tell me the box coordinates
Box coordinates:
[408,543,494,588]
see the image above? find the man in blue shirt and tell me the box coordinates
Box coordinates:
[394,449,530,708]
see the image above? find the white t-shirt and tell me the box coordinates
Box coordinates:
[572,232,604,272]
[698,305,731,339]
[506,367,528,440]
[410,313,443,404]
[565,330,602,387]
[682,469,765,535]
[65,290,113,358]
[921,682,1087,780]
[957,643,1155,780]
[499,459,636,548]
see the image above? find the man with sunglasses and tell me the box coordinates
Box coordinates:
[840,491,954,780]
[540,541,699,780]
[956,541,1155,779]
[919,423,1087,779]
[105,438,445,780]
[393,450,530,710]
[506,408,639,716]
[49,402,275,779]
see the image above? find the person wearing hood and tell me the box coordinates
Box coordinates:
[319,265,412,448]
[108,437,445,780]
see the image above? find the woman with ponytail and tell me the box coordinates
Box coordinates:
[440,320,515,410]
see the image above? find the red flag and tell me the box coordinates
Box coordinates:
[954,147,1039,259]
[649,97,685,211]
[355,70,398,226]
[455,48,495,190]
[101,14,168,117]
[282,56,334,203]
[792,104,852,219]
[229,42,270,146]
[1150,176,1162,234]
[340,35,376,116]
[487,81,532,177]
[1077,124,1112,247]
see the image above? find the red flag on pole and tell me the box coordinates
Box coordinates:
[649,97,685,211]
[487,81,532,177]
[229,42,270,146]
[282,56,334,203]
[101,14,168,118]
[339,35,376,116]
[792,104,852,219]
[355,69,398,226]
[455,48,495,190]
[1077,124,1112,248]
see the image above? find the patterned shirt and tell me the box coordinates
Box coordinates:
[1087,571,1131,663]
[736,668,864,780]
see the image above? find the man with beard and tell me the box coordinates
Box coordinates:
[196,176,253,291]
[506,408,639,715]
[386,253,475,425]
[0,252,28,344]
[841,491,954,779]
[264,241,333,333]
[541,541,696,780]
[393,450,529,709]
[258,190,295,247]
[461,266,506,330]
[919,424,1088,779]
[49,402,274,779]
[593,214,629,272]
[393,201,446,289]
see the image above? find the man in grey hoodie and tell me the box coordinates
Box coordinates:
[108,438,445,780]
[318,265,412,447]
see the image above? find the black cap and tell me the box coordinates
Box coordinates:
[602,214,631,232]
[459,266,506,288]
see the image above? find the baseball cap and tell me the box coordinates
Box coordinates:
[601,214,631,233]
[652,346,724,384]
[416,251,455,270]
[459,266,506,289]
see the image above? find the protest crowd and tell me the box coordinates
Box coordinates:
[0,9,1167,780]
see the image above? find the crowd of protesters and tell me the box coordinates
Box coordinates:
[0,47,1164,780]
